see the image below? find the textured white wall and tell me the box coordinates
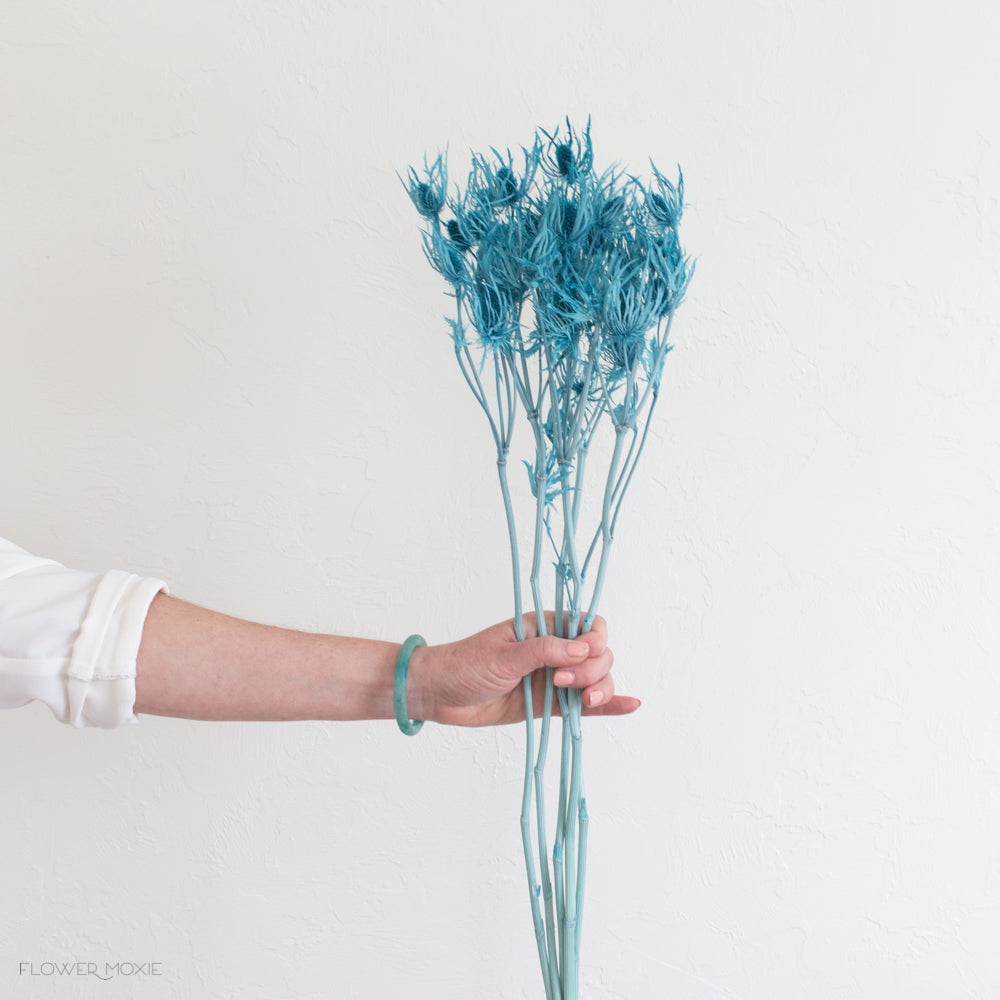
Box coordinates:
[2,1,999,997]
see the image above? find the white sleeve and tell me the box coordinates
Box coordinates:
[0,537,168,729]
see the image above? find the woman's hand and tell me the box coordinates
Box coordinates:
[408,613,640,727]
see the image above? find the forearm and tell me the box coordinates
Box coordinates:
[133,594,415,722]
[133,594,633,727]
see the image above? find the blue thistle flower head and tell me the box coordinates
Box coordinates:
[402,152,448,220]
[534,283,589,360]
[645,163,684,231]
[468,146,539,215]
[592,172,631,243]
[559,198,578,238]
[422,228,469,289]
[539,117,593,183]
[446,217,472,251]
[476,221,531,303]
[495,165,518,204]
[647,230,694,313]
[601,253,663,359]
[467,277,516,353]
[449,198,493,245]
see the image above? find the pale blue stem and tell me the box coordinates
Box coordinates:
[520,674,554,1000]
[528,420,550,633]
[628,314,674,425]
[530,410,561,997]
[571,445,589,540]
[455,346,502,452]
[496,457,523,641]
[526,408,561,997]
[494,355,508,446]
[561,687,584,1000]
[561,446,592,1000]
[493,361,553,997]
[608,425,640,506]
[552,684,571,981]
[534,667,561,1000]
[576,797,589,957]
[551,558,567,985]
[583,425,626,635]
[501,340,565,996]
[581,349,670,631]
[565,335,601,458]
[609,387,660,539]
[539,346,596,1000]
[555,524,585,1000]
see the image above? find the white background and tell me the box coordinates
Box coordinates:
[2,1,999,997]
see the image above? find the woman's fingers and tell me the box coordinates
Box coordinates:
[507,632,607,680]
[550,646,614,691]
[517,612,609,652]
[527,675,640,719]
[582,694,641,717]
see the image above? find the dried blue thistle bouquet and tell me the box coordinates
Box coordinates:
[405,119,691,999]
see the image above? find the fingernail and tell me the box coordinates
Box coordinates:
[553,670,574,686]
[567,641,588,657]
[588,690,605,707]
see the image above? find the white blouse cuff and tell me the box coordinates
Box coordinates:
[66,571,169,728]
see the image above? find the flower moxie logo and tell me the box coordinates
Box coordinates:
[19,961,163,980]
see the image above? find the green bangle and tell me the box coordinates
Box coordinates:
[394,634,426,736]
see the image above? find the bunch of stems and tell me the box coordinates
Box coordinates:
[406,120,691,998]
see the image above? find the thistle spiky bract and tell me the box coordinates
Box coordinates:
[406,119,690,998]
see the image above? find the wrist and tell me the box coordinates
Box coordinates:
[401,641,436,725]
